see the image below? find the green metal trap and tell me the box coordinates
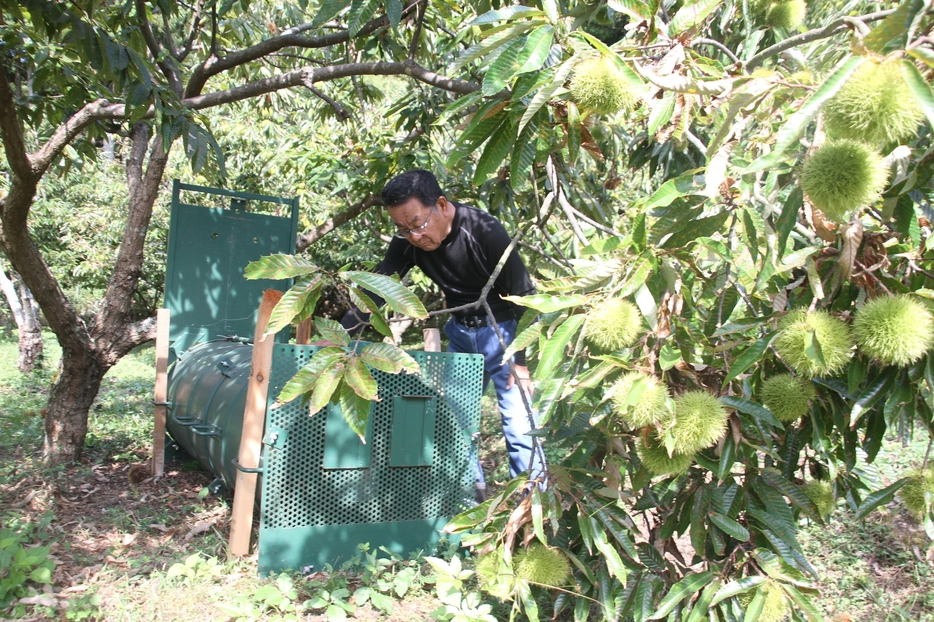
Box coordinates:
[258,344,483,575]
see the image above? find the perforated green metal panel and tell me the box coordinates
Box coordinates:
[258,345,483,575]
[164,181,299,352]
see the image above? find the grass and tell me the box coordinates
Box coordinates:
[2,330,934,621]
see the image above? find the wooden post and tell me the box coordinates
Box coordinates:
[151,309,171,477]
[295,318,312,345]
[423,328,441,352]
[228,289,283,558]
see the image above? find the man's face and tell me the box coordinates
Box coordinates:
[387,196,450,251]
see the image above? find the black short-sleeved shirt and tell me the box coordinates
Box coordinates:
[374,202,536,319]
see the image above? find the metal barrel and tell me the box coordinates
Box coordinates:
[165,338,257,492]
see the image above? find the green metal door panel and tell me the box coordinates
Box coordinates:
[259,518,453,575]
[389,396,436,467]
[165,181,298,351]
[259,346,483,576]
[323,403,374,469]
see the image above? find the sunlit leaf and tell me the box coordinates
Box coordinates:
[340,271,427,318]
[316,317,350,347]
[360,342,420,374]
[245,254,319,280]
[344,356,378,402]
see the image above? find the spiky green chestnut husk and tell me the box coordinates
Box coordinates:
[774,310,854,377]
[823,59,925,146]
[898,467,934,515]
[760,374,815,422]
[668,391,728,454]
[513,543,571,587]
[802,480,836,519]
[759,581,791,622]
[584,298,641,351]
[610,372,671,428]
[636,436,694,477]
[569,56,637,115]
[475,554,514,598]
[852,295,934,367]
[765,0,806,29]
[799,139,888,223]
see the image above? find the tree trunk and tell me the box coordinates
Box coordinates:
[0,264,44,372]
[16,279,43,372]
[43,347,104,461]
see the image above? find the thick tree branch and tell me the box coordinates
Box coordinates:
[184,2,419,98]
[745,8,896,72]
[296,194,383,251]
[0,67,35,185]
[135,0,183,95]
[31,100,120,175]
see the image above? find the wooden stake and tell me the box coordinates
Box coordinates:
[295,318,312,345]
[229,289,283,558]
[151,309,170,477]
[423,328,441,352]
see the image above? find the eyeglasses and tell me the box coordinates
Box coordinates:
[393,211,432,239]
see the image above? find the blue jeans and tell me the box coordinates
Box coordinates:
[444,317,546,482]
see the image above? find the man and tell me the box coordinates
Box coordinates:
[341,170,545,496]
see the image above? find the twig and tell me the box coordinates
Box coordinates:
[745,8,896,72]
[690,37,740,64]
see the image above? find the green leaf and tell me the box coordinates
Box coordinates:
[744,55,867,174]
[864,0,927,53]
[661,210,730,249]
[708,512,749,541]
[339,381,371,439]
[775,188,802,259]
[458,22,535,68]
[802,329,826,370]
[511,110,541,183]
[384,0,402,27]
[710,576,766,606]
[742,588,765,622]
[908,46,934,70]
[308,362,344,416]
[348,288,393,338]
[29,566,52,583]
[502,293,587,313]
[850,368,897,427]
[640,170,704,211]
[534,314,586,381]
[360,342,419,374]
[344,355,378,401]
[483,38,525,96]
[760,468,821,522]
[684,578,722,622]
[473,118,517,184]
[516,24,554,74]
[245,253,319,280]
[265,277,324,336]
[591,522,630,582]
[902,58,934,131]
[648,571,714,620]
[312,0,351,27]
[781,584,824,622]
[518,55,576,132]
[721,332,779,387]
[340,271,428,318]
[348,0,380,36]
[566,101,582,167]
[276,347,345,404]
[470,5,545,24]
[316,317,350,347]
[670,0,724,35]
[854,478,910,521]
[503,322,543,364]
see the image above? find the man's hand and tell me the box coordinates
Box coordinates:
[507,364,533,396]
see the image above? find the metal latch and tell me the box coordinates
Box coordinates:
[263,427,289,448]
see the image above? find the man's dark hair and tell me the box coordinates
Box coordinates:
[381,169,445,209]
